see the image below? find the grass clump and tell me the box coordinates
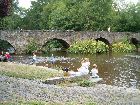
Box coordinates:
[78,80,95,87]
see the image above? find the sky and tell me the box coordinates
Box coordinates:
[18,0,36,9]
[18,0,139,9]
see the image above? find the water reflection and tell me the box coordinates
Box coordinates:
[13,52,140,88]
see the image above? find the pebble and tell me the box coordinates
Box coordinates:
[0,75,140,105]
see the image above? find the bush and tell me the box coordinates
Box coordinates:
[68,40,108,54]
[96,41,109,53]
[112,41,136,53]
[26,39,39,54]
[78,80,95,87]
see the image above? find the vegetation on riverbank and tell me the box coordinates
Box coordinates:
[0,62,63,81]
[26,39,39,54]
[112,41,136,53]
[68,40,108,54]
[67,39,136,54]
[25,38,136,54]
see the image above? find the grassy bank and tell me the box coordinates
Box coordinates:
[0,62,63,81]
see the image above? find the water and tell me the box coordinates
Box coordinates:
[13,52,140,88]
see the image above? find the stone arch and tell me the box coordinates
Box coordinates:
[130,38,139,45]
[95,37,110,45]
[0,39,16,53]
[42,38,70,51]
[130,38,140,50]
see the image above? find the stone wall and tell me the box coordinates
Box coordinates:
[0,30,140,54]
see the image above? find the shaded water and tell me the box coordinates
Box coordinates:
[14,52,140,88]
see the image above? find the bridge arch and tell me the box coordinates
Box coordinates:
[0,39,16,53]
[42,38,70,51]
[130,38,139,46]
[130,38,140,51]
[95,37,110,45]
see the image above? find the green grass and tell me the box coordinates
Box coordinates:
[0,62,63,81]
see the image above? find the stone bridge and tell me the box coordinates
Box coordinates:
[0,30,140,54]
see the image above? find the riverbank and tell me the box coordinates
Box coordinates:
[0,75,140,105]
[0,62,140,105]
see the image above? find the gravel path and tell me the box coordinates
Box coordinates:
[0,75,140,105]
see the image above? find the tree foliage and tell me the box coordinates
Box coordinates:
[1,0,140,32]
[0,0,24,30]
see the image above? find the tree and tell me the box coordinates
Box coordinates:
[0,0,24,30]
[115,2,140,32]
[42,0,114,31]
[0,0,11,17]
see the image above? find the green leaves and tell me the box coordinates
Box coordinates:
[112,41,136,53]
[42,39,63,52]
[78,80,95,87]
[1,0,140,32]
[68,38,136,54]
[68,40,109,54]
[28,0,114,31]
[26,39,39,54]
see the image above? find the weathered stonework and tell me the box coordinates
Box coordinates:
[0,30,140,54]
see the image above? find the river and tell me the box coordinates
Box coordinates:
[13,52,140,89]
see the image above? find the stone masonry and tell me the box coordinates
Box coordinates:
[0,30,140,54]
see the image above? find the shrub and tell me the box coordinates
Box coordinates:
[68,40,108,54]
[112,41,136,53]
[26,39,39,54]
[78,80,95,87]
[96,41,109,53]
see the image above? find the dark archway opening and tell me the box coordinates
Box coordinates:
[130,38,139,46]
[0,39,15,54]
[130,38,140,51]
[95,37,110,45]
[95,37,112,52]
[42,38,70,53]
